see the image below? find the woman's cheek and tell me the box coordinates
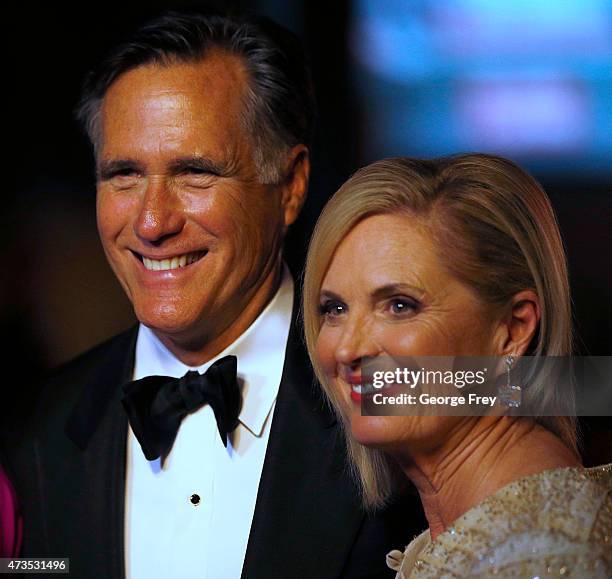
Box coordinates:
[315,327,337,375]
[372,323,419,357]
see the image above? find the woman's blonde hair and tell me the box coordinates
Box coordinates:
[303,154,576,510]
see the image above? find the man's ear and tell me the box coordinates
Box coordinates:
[280,144,309,229]
[493,290,541,356]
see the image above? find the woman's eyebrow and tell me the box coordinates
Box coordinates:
[319,289,344,301]
[370,283,426,300]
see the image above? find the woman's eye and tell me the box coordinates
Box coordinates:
[319,300,347,319]
[388,297,419,315]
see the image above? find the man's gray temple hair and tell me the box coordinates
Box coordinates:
[75,10,316,185]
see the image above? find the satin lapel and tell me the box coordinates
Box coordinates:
[241,312,365,579]
[63,327,137,579]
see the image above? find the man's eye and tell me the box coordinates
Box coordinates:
[107,169,140,188]
[185,166,220,177]
[115,168,138,177]
[183,168,218,187]
[105,169,140,183]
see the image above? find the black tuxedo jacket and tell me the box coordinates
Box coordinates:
[4,307,423,578]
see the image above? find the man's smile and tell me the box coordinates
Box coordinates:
[131,250,208,272]
[140,250,207,271]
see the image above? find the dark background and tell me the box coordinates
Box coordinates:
[4,1,611,462]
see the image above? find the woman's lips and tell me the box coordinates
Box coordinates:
[350,385,363,403]
[348,378,405,404]
[344,374,363,403]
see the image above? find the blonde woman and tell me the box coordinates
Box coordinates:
[303,154,611,577]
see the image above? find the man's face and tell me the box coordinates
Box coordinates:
[96,53,307,355]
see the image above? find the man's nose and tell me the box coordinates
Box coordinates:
[334,318,380,367]
[133,176,185,243]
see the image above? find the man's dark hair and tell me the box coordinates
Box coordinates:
[76,10,315,184]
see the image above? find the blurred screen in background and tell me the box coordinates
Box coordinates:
[351,0,612,178]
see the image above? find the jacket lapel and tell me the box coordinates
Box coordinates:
[241,309,365,579]
[64,326,137,579]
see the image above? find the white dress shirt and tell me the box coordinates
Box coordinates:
[124,269,294,579]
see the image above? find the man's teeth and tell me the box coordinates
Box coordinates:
[142,252,204,271]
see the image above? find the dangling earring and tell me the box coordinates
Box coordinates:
[498,354,522,408]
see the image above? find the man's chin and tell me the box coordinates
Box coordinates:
[135,306,201,340]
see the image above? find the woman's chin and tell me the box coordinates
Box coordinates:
[349,414,447,455]
[349,415,403,448]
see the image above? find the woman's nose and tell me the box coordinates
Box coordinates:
[133,176,186,243]
[334,318,380,367]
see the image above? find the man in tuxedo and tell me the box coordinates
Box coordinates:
[5,10,419,578]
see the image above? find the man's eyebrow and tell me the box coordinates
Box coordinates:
[97,159,144,181]
[96,156,238,181]
[168,156,236,177]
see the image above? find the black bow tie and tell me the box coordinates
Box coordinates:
[121,355,242,461]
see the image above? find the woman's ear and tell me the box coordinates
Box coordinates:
[493,290,541,356]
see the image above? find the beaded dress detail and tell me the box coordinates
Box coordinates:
[386,464,611,578]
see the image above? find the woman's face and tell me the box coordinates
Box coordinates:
[315,213,501,455]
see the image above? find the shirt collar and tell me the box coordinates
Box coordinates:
[133,266,294,437]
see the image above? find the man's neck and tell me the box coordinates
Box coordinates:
[152,262,285,367]
[394,417,581,540]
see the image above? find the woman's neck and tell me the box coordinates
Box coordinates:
[395,418,581,540]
